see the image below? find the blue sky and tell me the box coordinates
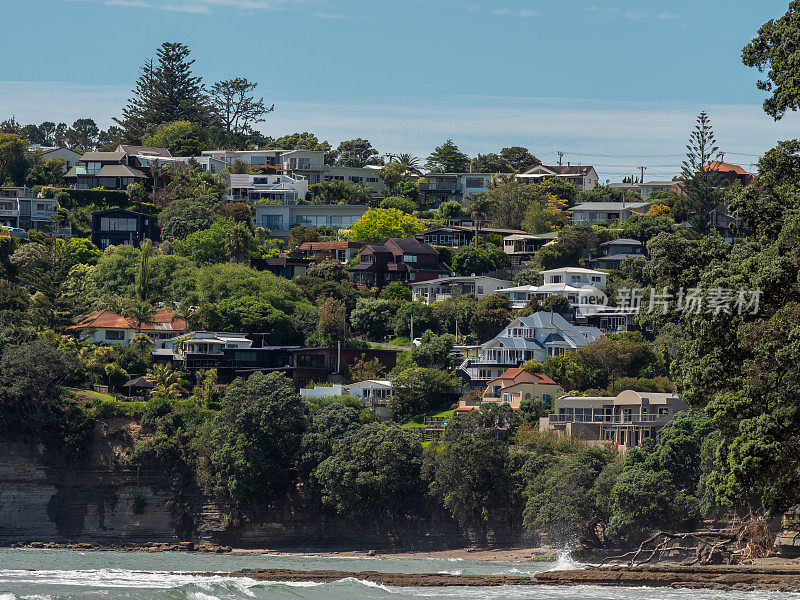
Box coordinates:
[3,0,800,180]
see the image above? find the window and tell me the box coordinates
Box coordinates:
[542,393,551,405]
[465,177,485,188]
[262,215,284,230]
[550,275,562,283]
[349,176,363,183]
[85,161,102,175]
[591,275,602,283]
[251,155,267,165]
[403,255,418,263]
[571,275,581,283]
[361,255,375,263]
[574,408,592,421]
[330,215,360,227]
[476,285,485,295]
[658,407,670,415]
[100,216,137,231]
[297,158,311,170]
[367,177,378,183]
[105,330,125,340]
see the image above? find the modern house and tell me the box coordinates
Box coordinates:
[251,253,311,278]
[0,187,62,232]
[348,237,451,289]
[167,155,226,174]
[65,146,172,191]
[588,238,645,270]
[496,267,608,309]
[300,379,394,420]
[226,173,309,205]
[297,241,366,262]
[67,309,188,347]
[458,311,602,385]
[419,225,526,249]
[202,149,327,184]
[253,203,368,238]
[418,173,502,205]
[569,201,651,225]
[540,390,688,451]
[411,275,512,304]
[518,164,599,190]
[91,208,159,249]
[457,368,564,413]
[165,333,399,387]
[502,231,559,265]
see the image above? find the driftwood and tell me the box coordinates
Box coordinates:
[597,530,739,567]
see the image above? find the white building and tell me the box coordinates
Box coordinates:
[458,311,602,384]
[165,331,253,354]
[323,165,386,195]
[300,380,394,420]
[419,173,502,204]
[411,275,511,305]
[202,149,327,183]
[497,268,607,309]
[517,165,599,191]
[0,187,62,232]
[226,173,309,205]
[33,146,83,172]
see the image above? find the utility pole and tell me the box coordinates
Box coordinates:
[639,166,646,183]
[410,312,414,344]
[384,153,400,163]
[557,151,564,166]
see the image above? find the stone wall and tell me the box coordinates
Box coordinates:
[775,506,800,557]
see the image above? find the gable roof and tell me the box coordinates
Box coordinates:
[81,151,126,162]
[67,309,131,330]
[601,238,642,246]
[67,309,187,333]
[117,145,172,158]
[570,202,651,211]
[704,161,752,176]
[385,237,438,255]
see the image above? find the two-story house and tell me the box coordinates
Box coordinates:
[588,238,645,270]
[0,187,64,232]
[540,390,687,451]
[419,225,526,249]
[418,173,502,205]
[66,146,172,190]
[201,149,327,184]
[457,368,564,413]
[502,231,559,266]
[226,173,310,205]
[458,311,602,385]
[496,267,607,310]
[297,241,366,262]
[91,208,159,249]
[253,203,368,238]
[323,166,387,196]
[518,164,599,190]
[348,238,451,289]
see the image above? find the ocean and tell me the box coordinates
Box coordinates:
[0,549,798,600]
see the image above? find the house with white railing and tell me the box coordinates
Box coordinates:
[540,390,687,451]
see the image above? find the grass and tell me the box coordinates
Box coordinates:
[68,387,150,418]
[401,408,456,429]
[382,337,411,347]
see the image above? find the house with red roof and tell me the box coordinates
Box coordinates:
[457,367,564,413]
[703,161,754,186]
[67,309,188,347]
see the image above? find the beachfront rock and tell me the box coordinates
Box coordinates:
[775,505,800,557]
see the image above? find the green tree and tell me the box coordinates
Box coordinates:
[620,213,675,242]
[209,77,273,134]
[314,423,424,518]
[742,2,800,120]
[680,112,723,233]
[470,153,512,173]
[115,42,214,143]
[469,294,512,342]
[389,366,455,420]
[347,209,424,243]
[466,193,497,249]
[142,120,203,155]
[425,139,469,173]
[380,195,416,214]
[0,133,29,185]
[308,179,372,205]
[379,281,412,302]
[350,297,395,340]
[173,218,238,264]
[411,331,455,368]
[332,138,380,167]
[158,196,218,240]
[500,146,541,172]
[194,372,307,509]
[64,118,100,152]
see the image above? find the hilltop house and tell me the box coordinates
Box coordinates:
[540,390,687,451]
[323,166,386,196]
[202,149,327,183]
[502,231,559,265]
[588,238,645,270]
[0,186,62,232]
[411,275,512,304]
[253,203,368,238]
[297,241,366,262]
[458,311,602,385]
[66,145,172,190]
[67,309,187,347]
[496,267,608,309]
[91,208,159,249]
[348,237,451,289]
[33,146,83,172]
[569,201,651,225]
[225,173,309,205]
[419,225,526,249]
[418,173,502,205]
[457,368,564,413]
[518,165,599,190]
[300,380,394,420]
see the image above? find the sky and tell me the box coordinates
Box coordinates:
[2,0,800,181]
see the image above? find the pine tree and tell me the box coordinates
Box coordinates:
[114,42,213,143]
[680,112,723,234]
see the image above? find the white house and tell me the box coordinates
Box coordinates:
[67,309,188,348]
[202,149,327,183]
[517,165,599,191]
[165,331,253,354]
[411,275,512,304]
[323,166,386,195]
[226,173,309,205]
[34,146,83,172]
[300,380,394,420]
[497,268,607,309]
[458,312,602,384]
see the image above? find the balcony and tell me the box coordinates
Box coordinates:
[549,413,660,424]
[419,182,462,192]
[0,208,19,218]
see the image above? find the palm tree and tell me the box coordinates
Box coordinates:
[148,363,185,400]
[467,192,497,248]
[172,300,195,330]
[225,221,251,263]
[396,153,421,174]
[127,299,154,333]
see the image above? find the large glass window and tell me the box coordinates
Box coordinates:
[85,162,102,175]
[262,215,284,230]
[297,158,311,170]
[250,155,267,165]
[100,217,137,231]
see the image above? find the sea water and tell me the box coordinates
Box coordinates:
[0,548,798,600]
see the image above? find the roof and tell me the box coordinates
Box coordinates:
[589,253,642,263]
[385,237,438,255]
[704,161,752,176]
[64,166,77,178]
[570,202,651,211]
[67,309,187,333]
[410,275,512,287]
[299,241,365,251]
[523,164,596,176]
[80,151,125,162]
[543,266,605,275]
[122,376,155,389]
[117,145,172,158]
[600,238,642,247]
[96,164,147,179]
[487,368,558,387]
[422,225,526,236]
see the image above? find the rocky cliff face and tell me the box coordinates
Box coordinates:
[0,418,473,549]
[775,506,800,557]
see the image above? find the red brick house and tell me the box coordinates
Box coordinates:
[348,237,451,289]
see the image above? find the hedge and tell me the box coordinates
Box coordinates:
[41,187,130,209]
